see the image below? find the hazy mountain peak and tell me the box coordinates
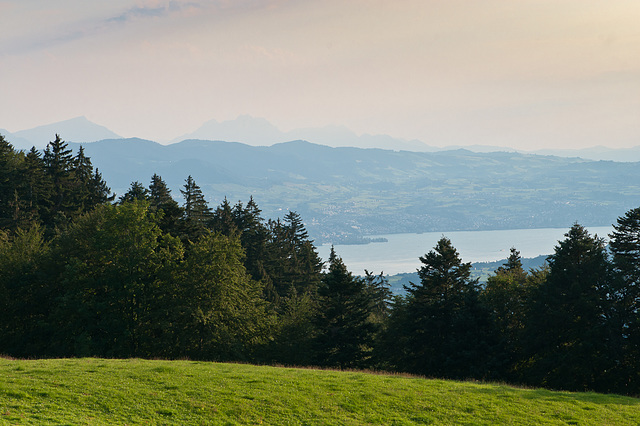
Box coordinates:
[175,116,438,151]
[12,116,122,149]
[174,115,284,145]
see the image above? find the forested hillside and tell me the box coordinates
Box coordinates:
[1,134,639,396]
[69,137,640,243]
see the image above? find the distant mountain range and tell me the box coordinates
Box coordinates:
[54,138,640,243]
[3,115,640,241]
[2,116,121,150]
[172,115,435,152]
[3,115,640,161]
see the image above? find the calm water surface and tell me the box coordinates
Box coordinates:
[317,226,613,275]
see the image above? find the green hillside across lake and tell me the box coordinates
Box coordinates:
[0,358,637,425]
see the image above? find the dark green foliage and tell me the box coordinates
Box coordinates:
[42,134,76,229]
[19,147,52,225]
[609,208,640,394]
[265,212,323,300]
[0,225,51,357]
[148,173,183,236]
[172,232,269,361]
[392,237,496,379]
[231,197,272,287]
[210,197,237,236]
[3,130,640,395]
[314,248,377,368]
[0,135,24,230]
[50,202,183,358]
[524,224,615,392]
[481,248,541,380]
[180,175,212,241]
[118,181,149,204]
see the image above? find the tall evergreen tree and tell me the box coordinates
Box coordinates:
[0,135,23,230]
[231,197,271,285]
[180,175,212,241]
[148,174,182,236]
[481,247,539,381]
[266,212,323,300]
[42,134,75,229]
[396,237,495,379]
[525,224,615,392]
[119,181,149,204]
[608,208,640,394]
[19,147,52,226]
[87,168,113,206]
[314,247,376,368]
[210,197,237,236]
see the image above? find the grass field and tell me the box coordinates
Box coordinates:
[0,358,638,425]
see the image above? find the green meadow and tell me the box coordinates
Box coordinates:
[0,358,637,425]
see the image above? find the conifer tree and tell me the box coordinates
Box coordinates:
[481,247,538,380]
[0,135,23,230]
[42,134,75,228]
[211,197,237,236]
[398,237,495,379]
[525,224,615,392]
[231,197,271,285]
[265,211,323,299]
[608,208,640,394]
[314,247,376,368]
[148,174,182,235]
[119,181,149,204]
[19,147,52,226]
[180,175,212,241]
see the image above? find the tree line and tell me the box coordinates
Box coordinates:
[0,134,638,396]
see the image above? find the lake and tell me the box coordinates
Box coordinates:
[317,226,613,275]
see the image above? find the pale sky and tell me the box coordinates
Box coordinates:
[1,0,639,149]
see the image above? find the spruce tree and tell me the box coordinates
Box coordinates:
[399,237,495,379]
[481,247,537,381]
[119,181,149,204]
[20,147,52,226]
[42,134,75,229]
[314,247,376,368]
[0,135,23,230]
[180,175,212,241]
[525,224,615,392]
[148,174,182,235]
[608,208,640,394]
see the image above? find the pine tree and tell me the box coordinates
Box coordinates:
[231,197,271,285]
[118,181,149,204]
[0,135,23,230]
[211,198,237,236]
[265,211,323,300]
[87,168,113,206]
[19,147,52,226]
[608,208,640,394]
[180,175,212,241]
[398,237,495,379]
[314,247,376,368]
[525,224,615,392]
[148,174,182,235]
[42,134,75,228]
[481,247,537,381]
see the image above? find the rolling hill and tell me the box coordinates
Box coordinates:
[0,358,637,424]
[65,138,640,243]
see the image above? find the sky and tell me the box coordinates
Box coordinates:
[1,0,639,149]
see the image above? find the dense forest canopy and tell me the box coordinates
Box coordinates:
[0,134,639,395]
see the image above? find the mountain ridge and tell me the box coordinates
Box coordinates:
[56,137,640,243]
[4,115,640,161]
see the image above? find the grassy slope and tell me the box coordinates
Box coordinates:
[0,358,638,425]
